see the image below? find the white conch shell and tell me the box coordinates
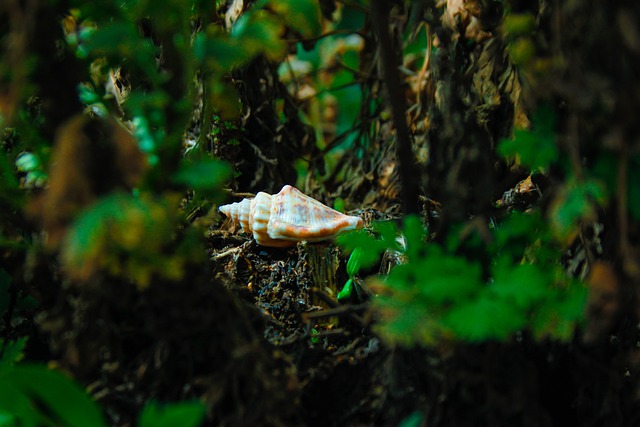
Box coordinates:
[219,185,364,247]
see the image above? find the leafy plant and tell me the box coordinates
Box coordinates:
[338,212,586,345]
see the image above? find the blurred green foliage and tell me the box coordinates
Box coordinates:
[498,104,558,171]
[0,338,206,427]
[0,339,108,427]
[339,212,586,345]
[139,400,206,427]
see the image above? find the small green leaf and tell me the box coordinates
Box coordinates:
[139,400,206,427]
[337,226,392,270]
[346,248,363,277]
[337,278,354,301]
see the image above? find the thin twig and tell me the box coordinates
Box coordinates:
[212,246,243,260]
[370,0,420,215]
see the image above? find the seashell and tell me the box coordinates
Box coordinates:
[219,185,364,247]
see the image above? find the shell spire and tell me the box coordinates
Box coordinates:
[219,185,364,247]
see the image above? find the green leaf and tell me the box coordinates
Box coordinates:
[139,400,206,427]
[398,411,424,427]
[409,250,483,304]
[374,293,443,346]
[491,262,548,309]
[172,159,231,197]
[494,211,544,248]
[498,128,558,171]
[0,338,27,374]
[0,382,38,427]
[62,194,182,285]
[4,365,108,427]
[337,223,398,270]
[503,13,536,37]
[231,11,286,61]
[346,248,363,277]
[402,215,426,261]
[268,0,323,39]
[498,104,558,171]
[195,29,254,71]
[444,295,527,341]
[550,179,607,239]
[532,283,586,341]
[337,278,354,301]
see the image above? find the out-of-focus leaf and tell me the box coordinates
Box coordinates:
[125,90,170,117]
[398,411,425,427]
[231,11,286,61]
[408,253,483,304]
[194,29,254,71]
[498,128,558,171]
[61,194,186,286]
[83,22,162,84]
[0,382,38,427]
[139,400,206,427]
[498,104,558,171]
[532,283,587,341]
[14,153,39,173]
[374,292,443,346]
[0,338,27,372]
[4,365,108,427]
[443,295,527,341]
[173,159,231,198]
[503,13,536,37]
[206,80,242,120]
[268,0,323,39]
[334,4,366,31]
[402,215,426,261]
[491,261,548,309]
[549,180,607,241]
